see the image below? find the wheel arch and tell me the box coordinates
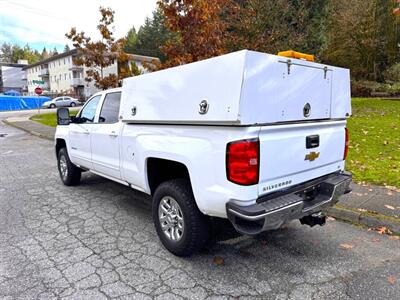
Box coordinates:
[55,138,66,156]
[146,157,192,195]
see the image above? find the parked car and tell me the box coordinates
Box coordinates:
[55,50,352,256]
[42,96,79,108]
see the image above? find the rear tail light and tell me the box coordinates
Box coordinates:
[343,128,349,160]
[226,139,259,185]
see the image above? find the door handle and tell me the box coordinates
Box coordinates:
[70,130,89,135]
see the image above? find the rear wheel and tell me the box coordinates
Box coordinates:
[152,179,209,256]
[57,148,81,186]
[70,102,76,107]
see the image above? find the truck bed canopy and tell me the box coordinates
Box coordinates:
[120,50,351,125]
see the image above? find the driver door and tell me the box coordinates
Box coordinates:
[68,95,102,169]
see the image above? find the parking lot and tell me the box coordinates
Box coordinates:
[0,118,399,299]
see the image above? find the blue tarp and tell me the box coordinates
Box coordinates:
[0,95,50,111]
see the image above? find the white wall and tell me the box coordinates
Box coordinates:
[48,56,73,93]
[26,66,42,94]
[1,66,24,90]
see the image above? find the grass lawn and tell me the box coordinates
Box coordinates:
[29,98,399,187]
[30,110,77,127]
[347,98,400,188]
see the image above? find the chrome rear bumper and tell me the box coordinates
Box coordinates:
[226,172,352,235]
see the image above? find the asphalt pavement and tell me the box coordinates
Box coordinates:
[0,114,399,299]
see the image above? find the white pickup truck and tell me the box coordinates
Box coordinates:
[55,50,352,256]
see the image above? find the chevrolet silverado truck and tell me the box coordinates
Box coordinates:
[55,50,352,256]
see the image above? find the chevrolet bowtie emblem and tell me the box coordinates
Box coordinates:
[305,151,320,161]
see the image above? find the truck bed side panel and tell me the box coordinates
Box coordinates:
[121,124,261,218]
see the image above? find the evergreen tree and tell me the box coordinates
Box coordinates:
[130,61,142,76]
[41,47,49,60]
[52,47,59,56]
[124,27,137,54]
[125,9,174,61]
[64,44,71,52]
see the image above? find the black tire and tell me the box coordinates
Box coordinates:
[152,179,209,256]
[57,148,81,186]
[50,104,56,108]
[70,102,76,107]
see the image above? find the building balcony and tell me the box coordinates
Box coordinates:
[39,68,49,77]
[71,78,84,86]
[69,65,84,71]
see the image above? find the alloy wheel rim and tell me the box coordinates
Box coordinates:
[158,196,184,242]
[59,155,68,180]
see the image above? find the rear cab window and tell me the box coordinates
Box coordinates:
[99,92,121,124]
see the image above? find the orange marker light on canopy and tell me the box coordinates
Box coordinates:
[277,50,315,62]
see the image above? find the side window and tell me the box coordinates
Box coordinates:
[80,95,101,123]
[56,97,63,102]
[99,92,121,124]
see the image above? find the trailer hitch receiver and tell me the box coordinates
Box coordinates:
[300,212,326,227]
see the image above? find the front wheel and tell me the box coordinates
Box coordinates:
[70,102,76,107]
[50,104,56,108]
[152,179,209,256]
[57,148,81,186]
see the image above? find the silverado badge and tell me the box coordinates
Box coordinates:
[305,151,320,161]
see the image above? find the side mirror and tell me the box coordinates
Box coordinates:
[57,108,70,125]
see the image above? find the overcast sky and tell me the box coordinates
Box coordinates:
[0,0,158,51]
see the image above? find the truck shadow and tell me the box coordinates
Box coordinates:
[78,173,331,264]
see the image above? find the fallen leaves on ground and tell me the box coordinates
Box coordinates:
[384,205,395,210]
[327,216,335,221]
[384,185,400,193]
[358,208,368,212]
[213,256,225,266]
[339,243,354,250]
[368,226,393,235]
[389,235,400,241]
[388,275,397,284]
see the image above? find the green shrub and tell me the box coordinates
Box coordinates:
[351,80,400,97]
[383,63,400,82]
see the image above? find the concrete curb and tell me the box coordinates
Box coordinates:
[3,119,53,141]
[326,205,400,234]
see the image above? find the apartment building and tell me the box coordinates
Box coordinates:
[23,49,158,98]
